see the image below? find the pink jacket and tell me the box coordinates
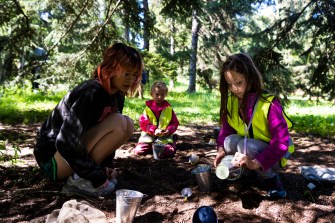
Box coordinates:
[217,93,290,171]
[139,100,179,135]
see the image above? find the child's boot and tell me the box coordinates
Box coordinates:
[133,143,152,155]
[264,174,287,198]
[161,144,176,158]
[172,134,179,146]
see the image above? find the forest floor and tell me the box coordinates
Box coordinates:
[0,123,334,223]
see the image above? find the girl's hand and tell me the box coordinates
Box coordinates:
[105,167,117,180]
[213,147,226,167]
[154,129,163,136]
[160,129,170,137]
[233,152,260,170]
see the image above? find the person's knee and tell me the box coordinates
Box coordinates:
[123,115,134,138]
[242,138,268,156]
[236,139,246,154]
[224,134,243,154]
[112,114,134,140]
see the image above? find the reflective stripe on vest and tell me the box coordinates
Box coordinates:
[227,94,294,167]
[139,106,173,144]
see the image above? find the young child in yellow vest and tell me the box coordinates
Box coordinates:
[214,53,294,199]
[134,81,179,158]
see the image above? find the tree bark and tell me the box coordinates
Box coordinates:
[142,0,150,51]
[188,9,200,93]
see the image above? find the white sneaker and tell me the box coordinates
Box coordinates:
[62,176,116,197]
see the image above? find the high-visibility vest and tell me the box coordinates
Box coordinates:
[227,94,294,167]
[139,106,173,144]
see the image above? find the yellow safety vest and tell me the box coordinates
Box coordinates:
[227,94,294,167]
[139,106,173,144]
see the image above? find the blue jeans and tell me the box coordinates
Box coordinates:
[224,134,280,179]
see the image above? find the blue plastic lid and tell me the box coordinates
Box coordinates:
[192,206,218,223]
[191,165,212,174]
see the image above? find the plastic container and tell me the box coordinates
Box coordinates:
[215,155,243,181]
[191,165,212,192]
[115,189,143,223]
[152,143,165,160]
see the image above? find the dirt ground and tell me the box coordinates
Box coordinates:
[0,123,334,223]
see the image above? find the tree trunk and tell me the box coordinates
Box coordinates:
[170,19,175,90]
[188,9,200,93]
[170,19,175,56]
[142,0,150,51]
[123,18,130,42]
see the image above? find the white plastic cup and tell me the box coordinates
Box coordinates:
[115,189,143,223]
[189,153,199,164]
[215,155,243,180]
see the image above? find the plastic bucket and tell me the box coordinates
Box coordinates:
[153,143,164,160]
[115,189,143,223]
[191,165,212,192]
[215,155,242,181]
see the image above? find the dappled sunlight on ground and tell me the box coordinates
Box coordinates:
[0,124,334,222]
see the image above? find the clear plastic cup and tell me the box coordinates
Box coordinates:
[215,155,243,180]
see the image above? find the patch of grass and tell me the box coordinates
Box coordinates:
[1,82,335,138]
[123,90,220,129]
[0,88,64,124]
[286,98,335,137]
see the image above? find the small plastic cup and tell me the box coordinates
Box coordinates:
[181,187,192,201]
[215,155,243,180]
[116,189,143,223]
[189,153,199,164]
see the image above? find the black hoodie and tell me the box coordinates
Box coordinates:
[34,78,124,188]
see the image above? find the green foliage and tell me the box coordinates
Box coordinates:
[291,114,335,137]
[0,140,21,164]
[286,98,335,138]
[0,82,65,124]
[1,0,335,102]
[0,141,5,153]
[196,68,218,92]
[142,51,178,81]
[160,0,201,21]
[252,49,295,98]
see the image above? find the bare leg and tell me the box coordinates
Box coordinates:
[54,151,73,179]
[86,114,134,162]
[54,113,134,179]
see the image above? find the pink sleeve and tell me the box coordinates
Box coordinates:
[255,99,290,171]
[216,119,237,148]
[166,110,179,134]
[139,113,157,135]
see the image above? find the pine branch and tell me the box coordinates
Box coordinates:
[47,0,90,55]
[75,0,121,59]
[270,0,317,51]
[12,0,30,31]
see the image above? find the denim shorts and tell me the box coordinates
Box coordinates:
[41,157,57,182]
